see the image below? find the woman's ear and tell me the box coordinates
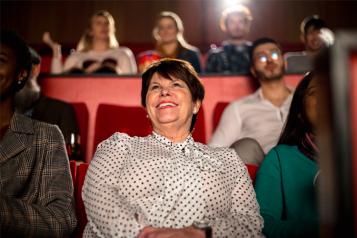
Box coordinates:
[193,100,202,114]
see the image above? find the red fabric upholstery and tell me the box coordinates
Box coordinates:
[69,160,77,187]
[93,104,152,153]
[192,108,206,144]
[71,103,89,162]
[246,164,259,183]
[73,163,89,238]
[212,102,229,132]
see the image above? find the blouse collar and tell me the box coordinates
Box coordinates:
[151,131,194,150]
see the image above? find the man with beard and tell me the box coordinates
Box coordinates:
[210,38,292,156]
[205,5,253,74]
[15,48,79,145]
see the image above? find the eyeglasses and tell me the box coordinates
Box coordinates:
[255,51,281,63]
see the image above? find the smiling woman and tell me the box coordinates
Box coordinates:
[82,58,264,238]
[0,29,76,237]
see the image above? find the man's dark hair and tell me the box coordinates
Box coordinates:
[249,37,282,65]
[29,47,41,65]
[0,29,32,91]
[141,58,205,131]
[300,15,327,35]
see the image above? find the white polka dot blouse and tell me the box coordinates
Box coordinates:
[82,132,263,237]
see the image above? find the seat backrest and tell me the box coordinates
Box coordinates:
[73,163,89,238]
[69,160,77,187]
[71,103,89,162]
[212,102,229,132]
[93,104,152,152]
[192,107,206,144]
[246,164,259,183]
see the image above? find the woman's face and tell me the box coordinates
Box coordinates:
[156,17,178,44]
[304,77,318,130]
[145,72,200,133]
[90,15,110,40]
[0,44,17,99]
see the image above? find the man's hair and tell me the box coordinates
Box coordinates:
[300,15,326,35]
[29,47,41,65]
[220,5,253,32]
[249,37,282,65]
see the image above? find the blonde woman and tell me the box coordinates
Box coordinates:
[151,11,202,73]
[44,10,137,74]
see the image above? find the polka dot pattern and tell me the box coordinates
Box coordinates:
[82,132,263,237]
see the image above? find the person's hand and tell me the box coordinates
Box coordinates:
[42,32,61,58]
[84,62,102,74]
[137,226,205,238]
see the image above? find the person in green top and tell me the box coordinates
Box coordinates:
[255,72,320,238]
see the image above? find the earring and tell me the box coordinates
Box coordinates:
[17,80,22,85]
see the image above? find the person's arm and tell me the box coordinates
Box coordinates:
[209,102,242,147]
[209,150,263,237]
[255,148,318,238]
[116,48,138,74]
[43,32,64,74]
[0,125,77,237]
[82,133,143,237]
[63,52,82,73]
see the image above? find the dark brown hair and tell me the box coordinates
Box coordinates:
[141,58,205,131]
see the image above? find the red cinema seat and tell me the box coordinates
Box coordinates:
[212,102,229,132]
[71,103,89,162]
[246,164,259,183]
[93,104,152,153]
[73,163,90,238]
[192,107,206,144]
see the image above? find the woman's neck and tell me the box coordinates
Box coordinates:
[158,41,179,57]
[153,124,190,143]
[0,98,14,129]
[92,39,110,51]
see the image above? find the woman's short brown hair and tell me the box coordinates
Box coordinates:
[141,58,205,131]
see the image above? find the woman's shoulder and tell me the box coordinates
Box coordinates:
[196,142,239,162]
[111,47,135,57]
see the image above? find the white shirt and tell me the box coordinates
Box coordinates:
[210,88,292,154]
[82,132,263,237]
[51,47,137,74]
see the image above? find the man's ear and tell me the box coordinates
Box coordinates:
[30,64,41,80]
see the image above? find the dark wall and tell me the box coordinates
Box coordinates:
[1,0,357,53]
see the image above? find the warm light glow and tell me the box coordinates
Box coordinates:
[223,0,250,8]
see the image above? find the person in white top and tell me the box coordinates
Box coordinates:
[82,59,263,237]
[210,37,293,156]
[43,10,137,75]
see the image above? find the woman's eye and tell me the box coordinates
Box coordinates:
[173,82,182,87]
[150,85,160,90]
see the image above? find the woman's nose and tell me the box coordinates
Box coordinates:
[160,88,170,96]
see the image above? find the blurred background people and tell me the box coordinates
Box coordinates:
[209,38,292,157]
[43,10,137,74]
[255,72,319,238]
[205,4,253,74]
[285,15,334,74]
[148,11,202,73]
[0,29,76,237]
[14,47,79,147]
[82,59,263,237]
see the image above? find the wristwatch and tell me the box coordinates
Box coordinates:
[193,220,212,238]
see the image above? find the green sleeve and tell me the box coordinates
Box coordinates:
[255,148,318,238]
